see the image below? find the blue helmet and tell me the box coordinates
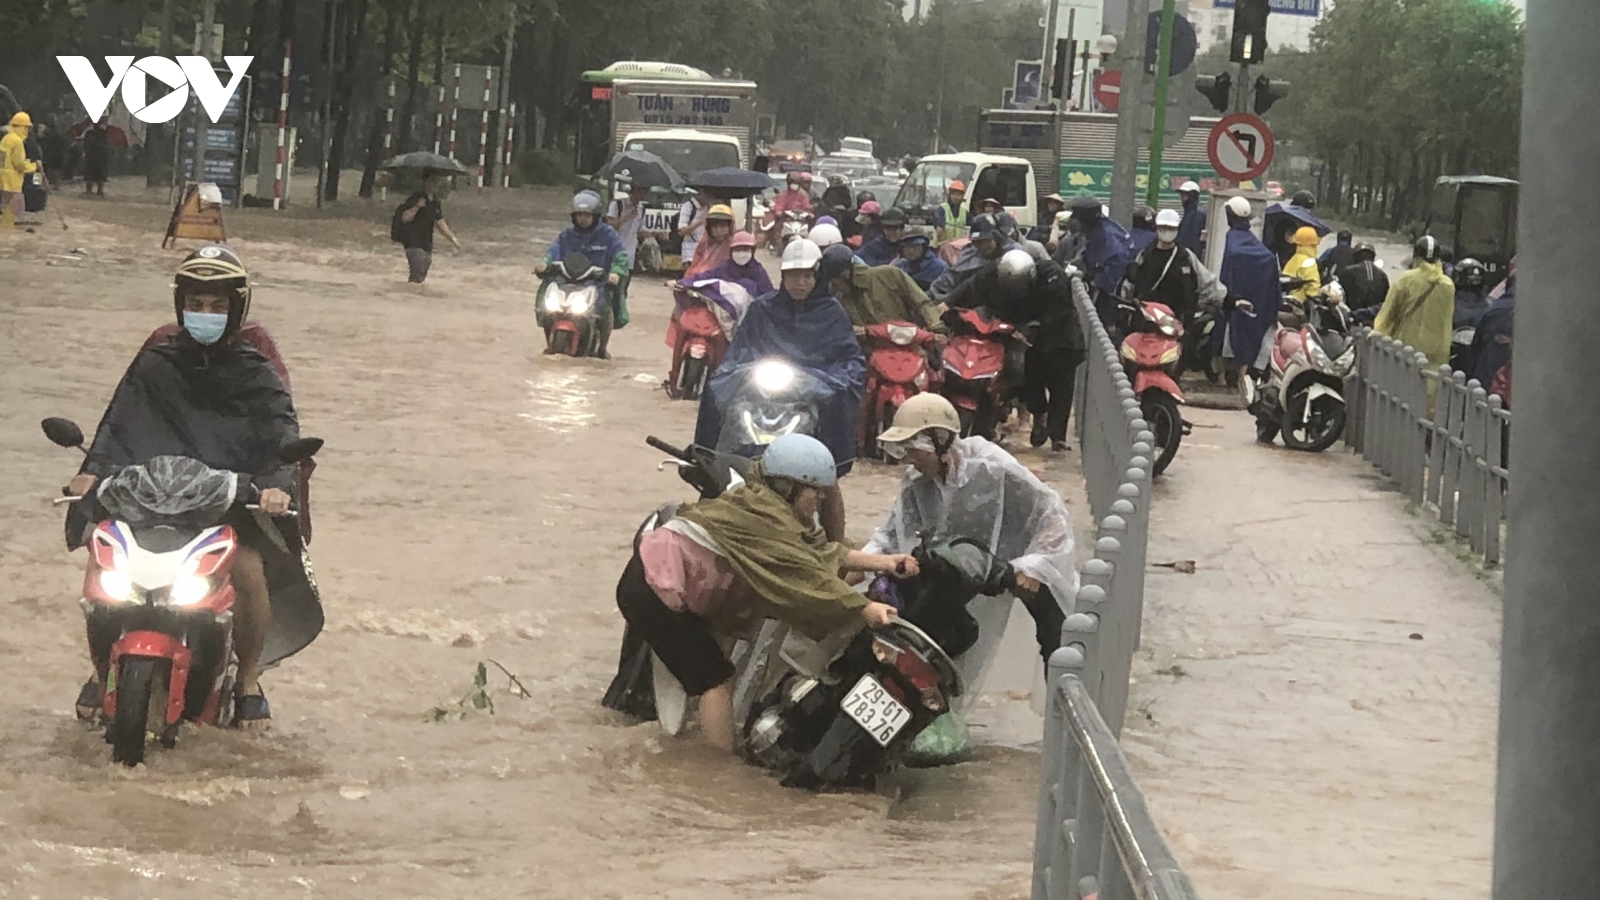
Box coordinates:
[761,434,837,487]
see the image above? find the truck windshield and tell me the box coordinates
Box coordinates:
[896,161,977,208]
[840,138,873,155]
[971,164,1031,208]
[1457,186,1515,260]
[624,139,740,177]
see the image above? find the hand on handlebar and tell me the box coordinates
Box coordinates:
[534,264,548,277]
[257,487,292,516]
[1014,573,1041,597]
[67,473,97,496]
[860,601,896,628]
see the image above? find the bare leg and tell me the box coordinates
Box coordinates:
[819,483,846,544]
[230,544,272,725]
[698,679,736,753]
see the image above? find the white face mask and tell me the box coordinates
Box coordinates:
[731,250,754,265]
[1157,228,1179,244]
[789,183,802,192]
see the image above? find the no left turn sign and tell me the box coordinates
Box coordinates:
[1207,113,1275,182]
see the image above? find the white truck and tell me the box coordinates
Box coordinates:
[894,152,1040,232]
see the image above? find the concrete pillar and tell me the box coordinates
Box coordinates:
[1492,1,1600,896]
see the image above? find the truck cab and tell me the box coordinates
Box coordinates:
[892,152,1038,232]
[1425,176,1519,283]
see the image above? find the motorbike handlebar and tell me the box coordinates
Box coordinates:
[645,435,692,462]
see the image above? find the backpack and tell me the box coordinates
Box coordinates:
[390,201,409,244]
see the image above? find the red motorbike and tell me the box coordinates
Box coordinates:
[1119,298,1188,475]
[42,417,322,766]
[939,307,1017,439]
[666,284,730,401]
[859,321,939,457]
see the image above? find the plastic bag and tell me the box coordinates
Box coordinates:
[906,710,971,763]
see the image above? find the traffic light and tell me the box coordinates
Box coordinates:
[1230,0,1270,64]
[1253,75,1289,115]
[1052,38,1072,100]
[1195,72,1233,113]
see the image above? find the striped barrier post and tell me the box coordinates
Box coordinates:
[502,101,515,188]
[432,85,443,155]
[448,64,461,163]
[476,69,490,194]
[380,78,395,200]
[272,40,292,210]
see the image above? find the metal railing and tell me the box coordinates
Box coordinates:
[1031,276,1196,900]
[1345,330,1511,566]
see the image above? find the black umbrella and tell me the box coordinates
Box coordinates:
[598,150,684,190]
[1265,202,1331,236]
[380,151,470,174]
[685,166,776,199]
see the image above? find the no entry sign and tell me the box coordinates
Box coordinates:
[1207,113,1275,182]
[1093,69,1121,112]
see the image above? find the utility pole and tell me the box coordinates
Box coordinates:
[188,0,217,189]
[932,10,947,154]
[1493,2,1600,897]
[1039,0,1059,108]
[1144,0,1176,206]
[1109,0,1151,224]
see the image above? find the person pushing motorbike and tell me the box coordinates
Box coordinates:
[63,245,322,729]
[992,249,1086,452]
[616,433,910,753]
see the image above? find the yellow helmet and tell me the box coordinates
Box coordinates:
[707,204,735,223]
[9,111,32,128]
[1293,226,1320,248]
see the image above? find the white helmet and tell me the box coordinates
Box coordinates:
[1323,280,1346,305]
[1155,209,1181,228]
[878,393,961,444]
[808,222,843,247]
[780,238,823,271]
[1178,181,1201,193]
[998,248,1035,288]
[1226,196,1253,218]
[761,434,837,487]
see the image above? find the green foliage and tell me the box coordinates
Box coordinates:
[1272,0,1523,227]
[427,660,530,722]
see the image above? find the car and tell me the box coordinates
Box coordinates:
[1265,180,1285,199]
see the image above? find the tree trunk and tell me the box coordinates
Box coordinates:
[397,1,424,153]
[324,0,366,201]
[359,3,401,197]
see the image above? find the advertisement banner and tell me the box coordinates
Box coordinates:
[1212,0,1320,16]
[1059,158,1220,204]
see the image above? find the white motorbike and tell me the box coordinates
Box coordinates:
[1244,279,1356,452]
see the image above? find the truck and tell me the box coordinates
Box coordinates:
[1425,175,1518,283]
[894,152,1039,231]
[977,109,1223,209]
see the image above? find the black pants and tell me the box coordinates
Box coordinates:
[1021,586,1067,663]
[612,553,732,697]
[1023,347,1084,443]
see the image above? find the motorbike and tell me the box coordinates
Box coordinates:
[763,209,814,255]
[741,535,1015,791]
[1181,296,1222,383]
[41,417,322,766]
[715,358,826,456]
[1119,298,1188,476]
[538,252,610,358]
[939,307,1017,440]
[665,284,730,401]
[859,321,939,459]
[1245,279,1355,452]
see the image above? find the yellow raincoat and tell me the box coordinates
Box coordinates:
[0,124,36,193]
[1282,227,1321,305]
[1374,260,1456,367]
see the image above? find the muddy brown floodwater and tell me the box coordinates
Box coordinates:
[0,181,1090,899]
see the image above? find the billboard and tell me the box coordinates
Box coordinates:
[1212,0,1321,15]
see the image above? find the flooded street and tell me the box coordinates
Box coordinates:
[0,184,1081,898]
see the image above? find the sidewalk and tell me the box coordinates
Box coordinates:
[1122,406,1500,900]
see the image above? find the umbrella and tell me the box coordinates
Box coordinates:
[598,150,684,191]
[1265,202,1331,236]
[381,151,470,174]
[685,166,777,200]
[70,119,134,148]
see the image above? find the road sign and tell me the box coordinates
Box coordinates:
[1145,12,1198,77]
[1207,113,1275,181]
[1213,0,1320,15]
[1094,69,1121,112]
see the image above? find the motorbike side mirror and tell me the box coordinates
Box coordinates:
[41,417,86,450]
[280,437,324,464]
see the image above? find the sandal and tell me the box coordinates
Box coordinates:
[233,688,272,729]
[75,678,103,723]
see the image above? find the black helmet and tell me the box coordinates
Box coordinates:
[993,210,1020,240]
[968,213,1002,242]
[855,190,877,207]
[1353,243,1377,262]
[1068,192,1102,223]
[172,243,251,338]
[1456,257,1485,286]
[1132,205,1156,230]
[1413,235,1442,263]
[1291,190,1317,209]
[880,207,907,228]
[1337,229,1353,244]
[818,243,856,285]
[828,175,847,187]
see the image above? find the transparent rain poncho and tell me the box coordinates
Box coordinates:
[865,436,1078,705]
[96,456,239,525]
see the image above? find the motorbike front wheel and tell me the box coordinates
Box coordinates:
[677,356,708,401]
[1281,389,1346,452]
[1255,418,1281,445]
[1142,391,1183,476]
[547,330,573,356]
[110,657,165,766]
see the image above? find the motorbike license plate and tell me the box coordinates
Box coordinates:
[841,674,912,747]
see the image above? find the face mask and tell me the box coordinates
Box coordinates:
[789,184,802,192]
[731,250,754,266]
[1157,228,1179,244]
[182,311,228,345]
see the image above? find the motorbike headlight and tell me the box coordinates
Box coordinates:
[542,292,561,313]
[98,568,136,603]
[1121,343,1137,360]
[1306,337,1336,373]
[752,360,797,395]
[1159,345,1180,365]
[567,291,592,315]
[167,574,212,607]
[913,370,930,390]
